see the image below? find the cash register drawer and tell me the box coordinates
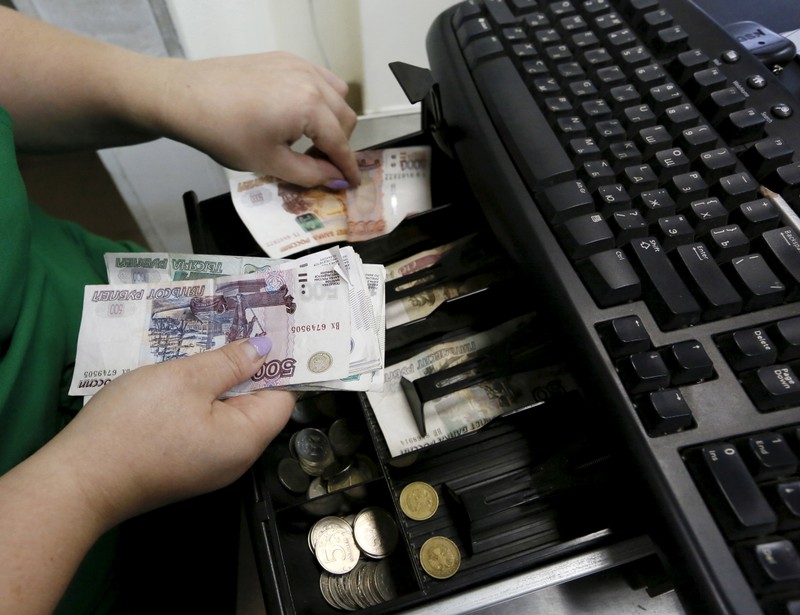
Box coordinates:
[183,131,657,614]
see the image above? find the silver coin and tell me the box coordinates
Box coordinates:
[277,457,309,494]
[353,507,399,559]
[294,427,335,464]
[374,558,398,602]
[328,417,364,457]
[319,571,343,610]
[314,517,360,574]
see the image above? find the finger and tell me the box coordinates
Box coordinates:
[221,388,296,444]
[179,337,273,400]
[303,106,361,186]
[313,63,350,98]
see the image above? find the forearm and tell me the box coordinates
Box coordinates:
[0,444,110,615]
[0,6,171,152]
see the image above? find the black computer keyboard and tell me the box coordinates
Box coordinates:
[424,1,800,613]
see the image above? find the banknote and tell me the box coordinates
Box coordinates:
[69,247,374,398]
[105,252,286,283]
[229,146,432,257]
[365,316,578,457]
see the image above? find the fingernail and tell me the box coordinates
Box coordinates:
[324,178,350,191]
[246,336,272,358]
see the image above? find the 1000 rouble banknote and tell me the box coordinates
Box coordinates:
[105,252,286,283]
[229,146,432,258]
[70,249,356,398]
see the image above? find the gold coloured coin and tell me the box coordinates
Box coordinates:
[420,536,461,580]
[399,481,439,521]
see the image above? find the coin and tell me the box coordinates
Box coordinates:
[277,457,310,494]
[399,481,439,521]
[420,536,461,580]
[328,417,365,457]
[294,427,335,476]
[314,517,360,574]
[353,507,399,559]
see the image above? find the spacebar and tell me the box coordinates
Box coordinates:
[472,57,575,191]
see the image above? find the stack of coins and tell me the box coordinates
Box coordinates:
[293,427,336,476]
[309,507,400,611]
[279,422,377,501]
[319,560,398,611]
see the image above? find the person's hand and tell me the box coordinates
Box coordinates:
[0,337,294,614]
[44,337,295,529]
[153,51,361,189]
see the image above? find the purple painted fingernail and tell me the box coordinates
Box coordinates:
[324,178,350,191]
[247,336,272,357]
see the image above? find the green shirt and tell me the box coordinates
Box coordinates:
[0,107,145,613]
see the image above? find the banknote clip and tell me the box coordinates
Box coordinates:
[385,232,506,303]
[354,202,477,265]
[400,330,552,438]
[388,61,452,159]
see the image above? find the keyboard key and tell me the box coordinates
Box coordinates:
[770,480,800,530]
[685,197,728,235]
[759,227,800,298]
[609,209,649,244]
[741,364,800,412]
[673,242,742,320]
[597,314,651,358]
[694,443,777,540]
[769,316,800,361]
[577,248,642,306]
[741,136,794,179]
[731,198,780,239]
[726,253,786,310]
[739,432,799,480]
[662,339,714,384]
[617,349,670,393]
[637,388,694,435]
[736,539,800,593]
[538,179,595,224]
[707,224,749,263]
[716,327,778,371]
[555,212,615,259]
[627,236,702,329]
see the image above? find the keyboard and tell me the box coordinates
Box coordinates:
[424,1,800,613]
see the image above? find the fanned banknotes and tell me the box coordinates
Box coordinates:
[229,146,432,257]
[70,246,385,398]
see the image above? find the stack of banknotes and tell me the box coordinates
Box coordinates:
[68,246,386,399]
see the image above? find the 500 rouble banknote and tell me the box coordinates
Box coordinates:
[70,248,359,398]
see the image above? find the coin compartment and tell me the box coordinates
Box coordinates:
[267,477,419,613]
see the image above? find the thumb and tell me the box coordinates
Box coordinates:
[185,336,273,399]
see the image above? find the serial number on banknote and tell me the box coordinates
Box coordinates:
[83,369,119,378]
[290,322,341,333]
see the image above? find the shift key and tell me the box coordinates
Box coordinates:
[627,237,701,330]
